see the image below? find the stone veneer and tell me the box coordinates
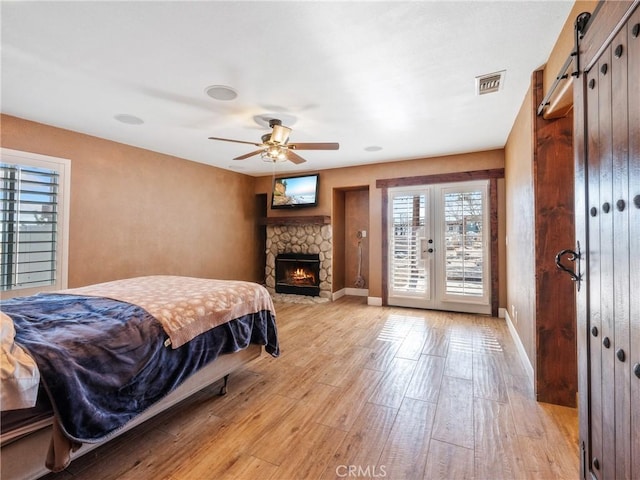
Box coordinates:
[265,224,332,301]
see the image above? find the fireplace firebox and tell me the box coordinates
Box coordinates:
[275,253,321,296]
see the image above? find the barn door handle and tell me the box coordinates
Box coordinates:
[555,241,582,291]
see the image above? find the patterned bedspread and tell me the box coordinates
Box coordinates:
[61,276,276,348]
[1,278,279,445]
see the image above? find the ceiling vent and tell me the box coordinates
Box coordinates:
[476,70,506,95]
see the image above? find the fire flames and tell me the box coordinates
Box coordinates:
[288,267,316,285]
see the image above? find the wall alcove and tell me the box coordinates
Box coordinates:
[332,186,370,296]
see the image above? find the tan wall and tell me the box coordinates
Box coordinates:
[331,190,346,292]
[344,189,370,290]
[0,115,261,287]
[255,150,506,302]
[505,87,536,364]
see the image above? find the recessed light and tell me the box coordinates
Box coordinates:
[114,114,144,125]
[364,145,382,152]
[205,85,238,101]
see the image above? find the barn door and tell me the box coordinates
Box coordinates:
[574,4,640,479]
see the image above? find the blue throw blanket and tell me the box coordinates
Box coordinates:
[2,293,279,443]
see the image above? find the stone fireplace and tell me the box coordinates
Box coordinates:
[265,217,332,300]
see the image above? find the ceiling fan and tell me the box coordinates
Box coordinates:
[208,119,339,164]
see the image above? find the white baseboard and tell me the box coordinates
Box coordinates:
[333,288,370,301]
[332,289,346,301]
[275,289,374,305]
[345,287,368,297]
[498,307,506,318]
[367,297,382,306]
[504,310,534,381]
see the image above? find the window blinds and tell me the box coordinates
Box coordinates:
[1,163,59,291]
[443,190,484,297]
[390,193,427,294]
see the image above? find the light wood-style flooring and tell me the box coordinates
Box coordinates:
[42,296,578,480]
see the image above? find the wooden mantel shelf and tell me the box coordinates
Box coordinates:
[264,215,331,226]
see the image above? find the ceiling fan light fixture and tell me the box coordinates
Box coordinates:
[270,124,291,145]
[261,147,288,163]
[268,146,280,156]
[209,117,336,165]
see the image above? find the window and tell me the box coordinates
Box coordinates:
[0,149,70,297]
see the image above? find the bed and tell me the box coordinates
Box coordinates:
[0,275,279,480]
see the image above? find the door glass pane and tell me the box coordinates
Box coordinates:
[390,192,428,296]
[443,189,484,297]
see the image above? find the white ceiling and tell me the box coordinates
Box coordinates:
[1,1,574,176]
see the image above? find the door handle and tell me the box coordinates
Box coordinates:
[555,241,582,291]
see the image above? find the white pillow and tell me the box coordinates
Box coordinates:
[1,312,40,410]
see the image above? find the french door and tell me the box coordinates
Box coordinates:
[387,180,490,314]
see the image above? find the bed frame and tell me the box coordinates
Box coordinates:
[1,344,262,480]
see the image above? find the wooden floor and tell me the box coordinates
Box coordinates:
[42,296,579,480]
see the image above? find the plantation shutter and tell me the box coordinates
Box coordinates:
[389,191,428,296]
[1,163,59,291]
[442,189,485,297]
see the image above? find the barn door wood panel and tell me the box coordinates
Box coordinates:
[611,23,632,480]
[585,54,604,478]
[627,8,640,479]
[573,16,590,479]
[595,45,616,480]
[575,2,639,479]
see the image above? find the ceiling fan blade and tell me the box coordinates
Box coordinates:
[234,149,264,160]
[288,142,339,151]
[285,150,307,164]
[208,136,263,147]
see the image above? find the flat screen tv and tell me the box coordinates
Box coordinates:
[271,173,319,209]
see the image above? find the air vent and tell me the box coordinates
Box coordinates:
[476,70,506,95]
